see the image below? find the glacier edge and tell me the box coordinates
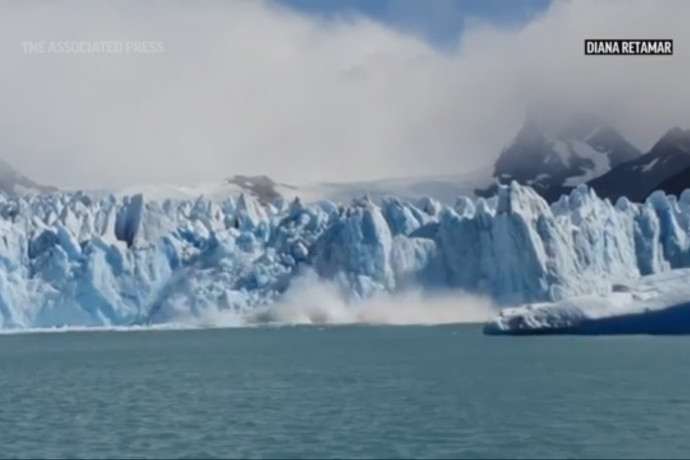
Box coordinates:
[0,181,689,329]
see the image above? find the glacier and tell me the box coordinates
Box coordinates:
[483,269,690,335]
[1,181,690,330]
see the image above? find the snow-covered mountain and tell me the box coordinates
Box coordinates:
[0,155,492,208]
[110,175,300,205]
[0,159,57,196]
[476,112,641,202]
[653,162,690,200]
[97,169,494,206]
[588,127,690,202]
[302,167,493,205]
[1,179,690,329]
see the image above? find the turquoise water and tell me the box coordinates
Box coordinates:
[2,325,690,459]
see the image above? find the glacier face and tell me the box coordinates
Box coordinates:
[483,269,690,335]
[1,181,690,329]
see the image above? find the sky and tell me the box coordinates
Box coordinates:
[277,0,551,50]
[0,0,688,189]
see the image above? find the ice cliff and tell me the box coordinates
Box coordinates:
[483,269,690,335]
[1,181,690,329]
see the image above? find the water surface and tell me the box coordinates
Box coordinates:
[1,325,688,458]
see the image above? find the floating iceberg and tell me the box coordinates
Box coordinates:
[484,269,690,335]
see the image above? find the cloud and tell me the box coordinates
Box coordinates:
[0,0,688,189]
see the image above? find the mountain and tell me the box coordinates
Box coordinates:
[301,167,493,205]
[654,165,690,199]
[111,174,299,205]
[587,127,690,202]
[106,169,495,206]
[0,159,57,195]
[476,111,641,202]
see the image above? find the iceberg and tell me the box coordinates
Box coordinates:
[483,269,690,335]
[0,180,689,329]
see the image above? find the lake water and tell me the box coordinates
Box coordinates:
[1,324,690,459]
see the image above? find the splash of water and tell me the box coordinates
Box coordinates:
[244,270,495,326]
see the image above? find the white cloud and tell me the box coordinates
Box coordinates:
[0,0,688,189]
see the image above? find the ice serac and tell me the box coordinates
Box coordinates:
[439,185,549,303]
[3,180,690,329]
[312,196,396,299]
[438,182,643,303]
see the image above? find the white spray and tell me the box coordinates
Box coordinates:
[244,269,495,326]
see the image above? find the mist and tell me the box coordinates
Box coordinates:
[246,285,494,327]
[190,270,496,327]
[0,0,688,189]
